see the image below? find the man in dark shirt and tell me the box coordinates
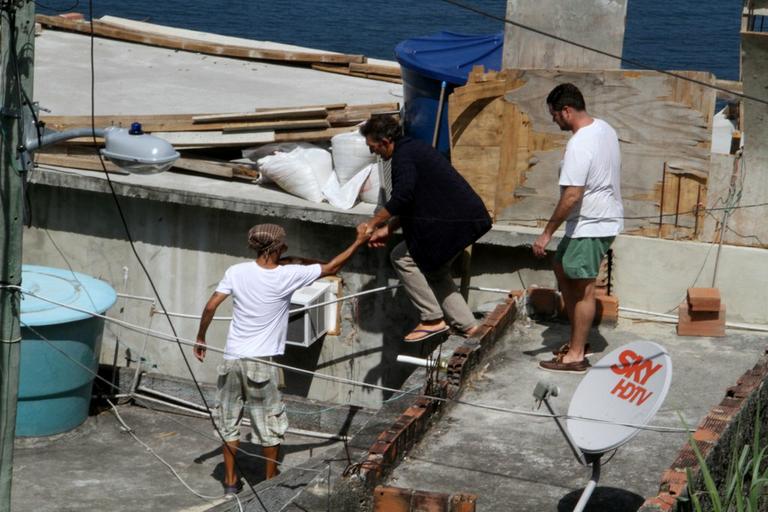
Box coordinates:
[358,115,491,341]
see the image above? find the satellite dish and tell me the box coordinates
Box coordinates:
[566,341,672,454]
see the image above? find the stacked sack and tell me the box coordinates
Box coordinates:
[251,131,382,209]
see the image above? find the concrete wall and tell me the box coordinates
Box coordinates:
[21,169,768,411]
[502,0,628,70]
[22,183,422,409]
[611,235,767,324]
[727,31,768,248]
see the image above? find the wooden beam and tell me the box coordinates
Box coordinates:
[274,126,357,142]
[34,153,127,174]
[349,62,401,77]
[36,15,365,64]
[222,119,330,133]
[192,107,329,124]
[171,157,234,178]
[151,130,275,147]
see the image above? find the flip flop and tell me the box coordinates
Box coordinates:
[403,325,449,343]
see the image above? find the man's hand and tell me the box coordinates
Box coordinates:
[368,226,390,248]
[355,223,372,245]
[193,338,207,362]
[532,232,552,258]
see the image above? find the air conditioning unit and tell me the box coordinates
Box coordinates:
[286,281,332,347]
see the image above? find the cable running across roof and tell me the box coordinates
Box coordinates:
[12,285,694,435]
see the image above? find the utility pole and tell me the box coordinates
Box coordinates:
[0,1,34,510]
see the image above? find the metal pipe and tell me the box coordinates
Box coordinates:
[573,457,601,512]
[543,397,586,466]
[619,307,768,333]
[131,389,348,441]
[26,127,105,152]
[116,292,157,304]
[432,81,447,148]
[152,284,401,320]
[468,285,512,295]
[396,354,445,370]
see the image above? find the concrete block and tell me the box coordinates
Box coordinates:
[450,493,478,512]
[595,294,619,325]
[638,494,678,512]
[373,486,411,512]
[527,287,560,317]
[660,468,688,497]
[677,301,726,337]
[411,489,450,511]
[687,287,721,312]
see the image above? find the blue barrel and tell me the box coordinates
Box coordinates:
[395,31,503,155]
[17,265,117,436]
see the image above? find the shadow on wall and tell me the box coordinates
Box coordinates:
[277,247,425,403]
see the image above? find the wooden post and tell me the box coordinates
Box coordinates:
[0,2,34,510]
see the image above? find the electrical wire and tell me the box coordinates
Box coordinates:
[14,285,694,434]
[22,322,328,475]
[106,398,236,505]
[84,0,259,495]
[436,0,768,107]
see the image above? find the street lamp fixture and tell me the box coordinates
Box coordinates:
[25,121,180,174]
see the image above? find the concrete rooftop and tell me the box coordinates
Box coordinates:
[385,316,764,511]
[33,28,402,116]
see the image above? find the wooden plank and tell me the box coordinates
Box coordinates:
[222,119,330,133]
[192,107,328,124]
[450,67,716,234]
[171,157,234,178]
[274,126,358,143]
[42,114,195,132]
[348,71,402,84]
[349,62,401,77]
[151,130,275,146]
[34,153,127,174]
[36,15,365,64]
[311,63,351,75]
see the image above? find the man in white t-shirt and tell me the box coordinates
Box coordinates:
[532,83,623,375]
[193,223,368,494]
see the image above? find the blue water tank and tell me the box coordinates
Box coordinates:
[17,265,117,436]
[395,31,503,155]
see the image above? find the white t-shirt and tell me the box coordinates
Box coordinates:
[216,262,322,359]
[559,118,624,238]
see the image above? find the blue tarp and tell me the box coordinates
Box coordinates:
[394,31,503,85]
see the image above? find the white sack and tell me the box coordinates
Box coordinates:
[358,162,381,204]
[322,166,371,210]
[331,131,376,185]
[257,147,332,203]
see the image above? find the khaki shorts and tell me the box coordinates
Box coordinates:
[214,359,288,446]
[555,236,614,279]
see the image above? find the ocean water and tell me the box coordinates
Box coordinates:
[39,0,742,80]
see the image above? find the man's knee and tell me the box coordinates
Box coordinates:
[390,242,409,270]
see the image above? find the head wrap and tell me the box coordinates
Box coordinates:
[248,224,286,255]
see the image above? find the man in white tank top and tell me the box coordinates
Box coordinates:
[532,83,623,375]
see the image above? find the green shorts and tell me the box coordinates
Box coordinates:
[555,236,615,279]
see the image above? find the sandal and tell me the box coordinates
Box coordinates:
[404,325,449,343]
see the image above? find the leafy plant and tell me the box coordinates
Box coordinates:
[680,400,768,512]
